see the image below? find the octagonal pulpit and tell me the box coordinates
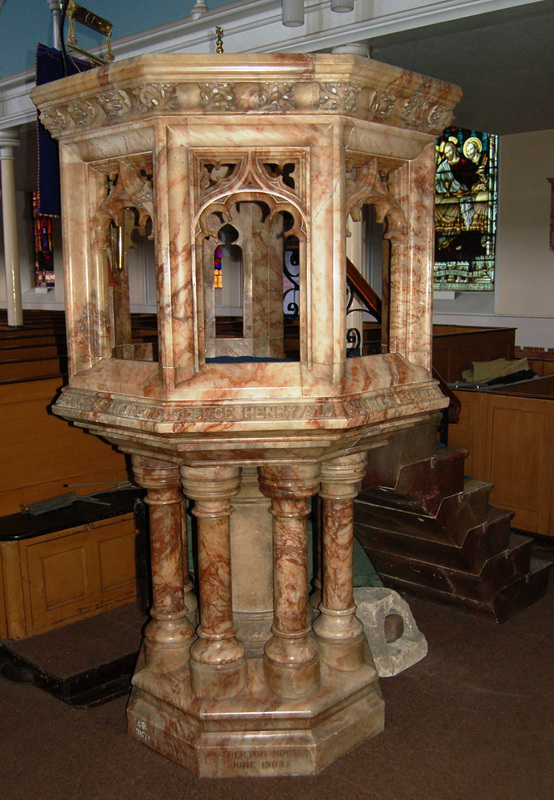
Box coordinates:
[32,53,461,777]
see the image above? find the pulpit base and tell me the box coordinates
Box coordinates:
[127,644,384,777]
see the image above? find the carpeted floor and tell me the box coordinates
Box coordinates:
[1,540,553,800]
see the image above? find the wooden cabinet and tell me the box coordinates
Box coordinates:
[0,513,137,640]
[449,385,554,537]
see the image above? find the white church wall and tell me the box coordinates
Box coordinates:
[434,129,554,348]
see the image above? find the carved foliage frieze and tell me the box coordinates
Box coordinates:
[255,83,296,112]
[66,98,97,128]
[199,83,237,112]
[399,85,453,133]
[317,82,360,113]
[368,86,454,133]
[132,83,178,113]
[38,77,455,138]
[369,90,397,121]
[40,106,69,137]
[97,89,133,122]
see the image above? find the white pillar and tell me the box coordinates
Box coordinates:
[0,132,23,328]
[190,1,209,20]
[332,43,370,58]
[46,0,62,50]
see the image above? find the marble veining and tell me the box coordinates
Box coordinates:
[31,52,461,777]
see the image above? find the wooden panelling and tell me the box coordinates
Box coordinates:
[0,540,27,639]
[514,346,554,377]
[526,359,554,377]
[448,390,488,478]
[432,326,516,383]
[98,525,136,591]
[488,398,553,534]
[0,549,8,639]
[0,378,128,516]
[1,514,137,639]
[450,389,554,537]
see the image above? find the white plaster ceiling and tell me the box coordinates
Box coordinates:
[12,1,554,195]
[368,3,554,135]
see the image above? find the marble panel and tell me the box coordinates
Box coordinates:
[31,52,460,778]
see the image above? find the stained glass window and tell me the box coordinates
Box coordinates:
[32,192,55,288]
[214,245,223,289]
[434,127,498,291]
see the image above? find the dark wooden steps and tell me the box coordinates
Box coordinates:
[377,557,551,624]
[370,532,533,599]
[355,498,513,572]
[355,421,550,621]
[392,448,468,515]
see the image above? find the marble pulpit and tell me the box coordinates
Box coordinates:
[31,53,461,777]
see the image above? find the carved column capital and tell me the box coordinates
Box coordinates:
[0,131,20,160]
[258,462,320,500]
[320,451,368,500]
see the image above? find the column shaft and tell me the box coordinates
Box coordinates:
[313,452,367,671]
[0,134,22,328]
[132,457,195,673]
[180,496,198,617]
[181,464,246,700]
[259,464,320,699]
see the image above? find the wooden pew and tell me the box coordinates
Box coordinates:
[0,311,136,639]
[0,310,128,516]
[432,324,554,538]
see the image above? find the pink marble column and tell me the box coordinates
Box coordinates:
[132,456,196,673]
[312,452,368,670]
[180,464,246,700]
[258,464,321,699]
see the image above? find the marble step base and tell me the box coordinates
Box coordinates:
[127,644,384,777]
